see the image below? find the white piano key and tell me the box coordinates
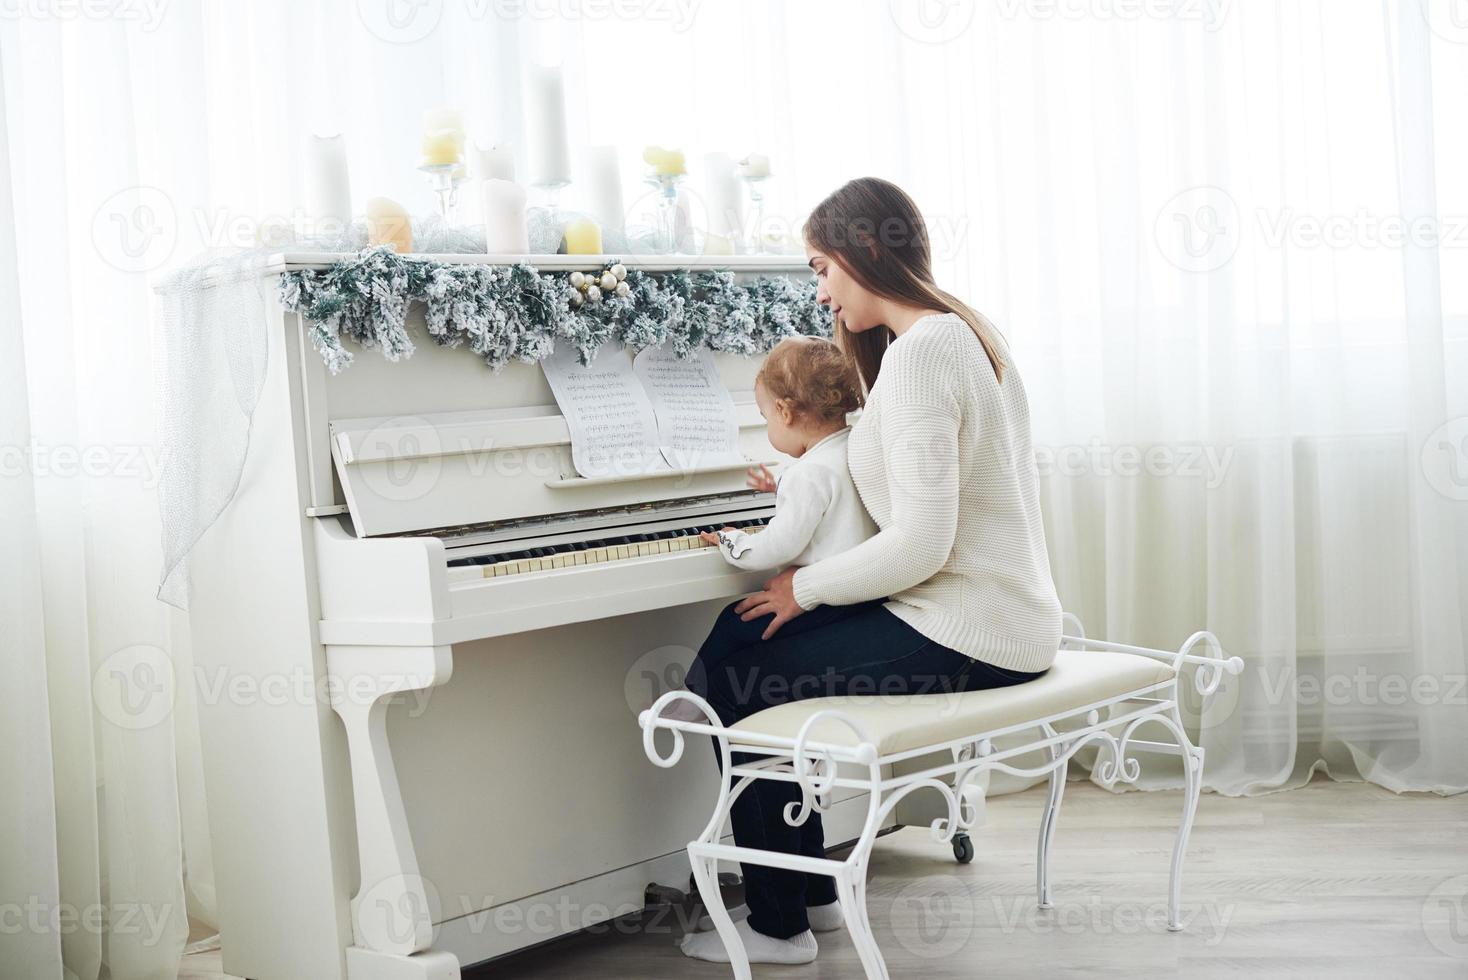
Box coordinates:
[467,524,767,579]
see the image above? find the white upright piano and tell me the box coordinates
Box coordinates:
[181,253,893,980]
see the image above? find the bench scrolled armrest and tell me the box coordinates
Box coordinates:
[1062,614,1244,698]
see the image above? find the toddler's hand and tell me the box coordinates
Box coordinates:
[700,527,737,546]
[746,463,776,494]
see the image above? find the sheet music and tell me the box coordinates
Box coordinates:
[633,344,746,471]
[541,343,671,479]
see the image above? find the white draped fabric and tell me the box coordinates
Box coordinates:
[2,2,1464,977]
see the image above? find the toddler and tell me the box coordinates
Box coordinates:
[699,335,878,574]
[654,338,876,727]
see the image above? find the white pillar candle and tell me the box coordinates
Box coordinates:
[703,151,742,240]
[581,145,624,237]
[474,143,516,181]
[524,64,571,187]
[481,179,529,254]
[305,133,352,237]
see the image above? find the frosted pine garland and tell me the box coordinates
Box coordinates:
[278,245,831,374]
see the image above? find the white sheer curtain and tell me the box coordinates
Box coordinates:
[503,0,1467,795]
[3,1,1466,977]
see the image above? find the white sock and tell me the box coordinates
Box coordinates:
[697,900,842,933]
[696,902,750,931]
[680,918,817,965]
[807,900,844,932]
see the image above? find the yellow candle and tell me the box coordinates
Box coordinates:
[701,232,734,256]
[421,128,465,167]
[642,144,687,177]
[563,217,603,254]
[366,197,412,254]
[421,107,465,166]
[736,153,771,179]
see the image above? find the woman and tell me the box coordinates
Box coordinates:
[679,177,1065,966]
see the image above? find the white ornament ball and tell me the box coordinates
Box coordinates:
[570,271,586,288]
[600,271,617,291]
[569,291,583,307]
[615,281,630,298]
[586,284,602,302]
[611,263,627,281]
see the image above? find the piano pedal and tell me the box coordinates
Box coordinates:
[641,868,742,911]
[644,882,686,908]
[686,870,743,906]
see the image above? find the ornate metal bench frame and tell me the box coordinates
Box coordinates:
[638,615,1244,980]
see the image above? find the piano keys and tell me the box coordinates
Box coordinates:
[448,516,770,579]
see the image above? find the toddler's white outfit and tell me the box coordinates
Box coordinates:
[655,427,879,727]
[715,426,877,571]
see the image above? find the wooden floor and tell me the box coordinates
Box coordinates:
[183,773,1468,978]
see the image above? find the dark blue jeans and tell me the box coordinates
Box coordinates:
[685,596,1047,939]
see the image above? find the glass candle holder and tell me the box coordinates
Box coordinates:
[419,162,466,223]
[739,173,770,254]
[532,179,571,212]
[643,171,686,254]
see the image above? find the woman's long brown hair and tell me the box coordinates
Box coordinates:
[803,177,1007,393]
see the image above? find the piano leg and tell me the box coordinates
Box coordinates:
[328,644,462,980]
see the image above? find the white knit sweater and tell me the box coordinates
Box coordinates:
[791,313,1063,672]
[716,427,879,571]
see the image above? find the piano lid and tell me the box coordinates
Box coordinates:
[329,402,780,538]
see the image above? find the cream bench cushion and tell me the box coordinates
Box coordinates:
[730,649,1177,757]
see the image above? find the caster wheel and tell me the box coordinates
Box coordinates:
[952,833,975,864]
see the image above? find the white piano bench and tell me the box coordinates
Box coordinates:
[637,616,1244,980]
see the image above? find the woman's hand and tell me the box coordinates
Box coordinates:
[746,463,777,494]
[734,566,805,640]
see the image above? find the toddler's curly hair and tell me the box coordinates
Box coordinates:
[756,336,864,425]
